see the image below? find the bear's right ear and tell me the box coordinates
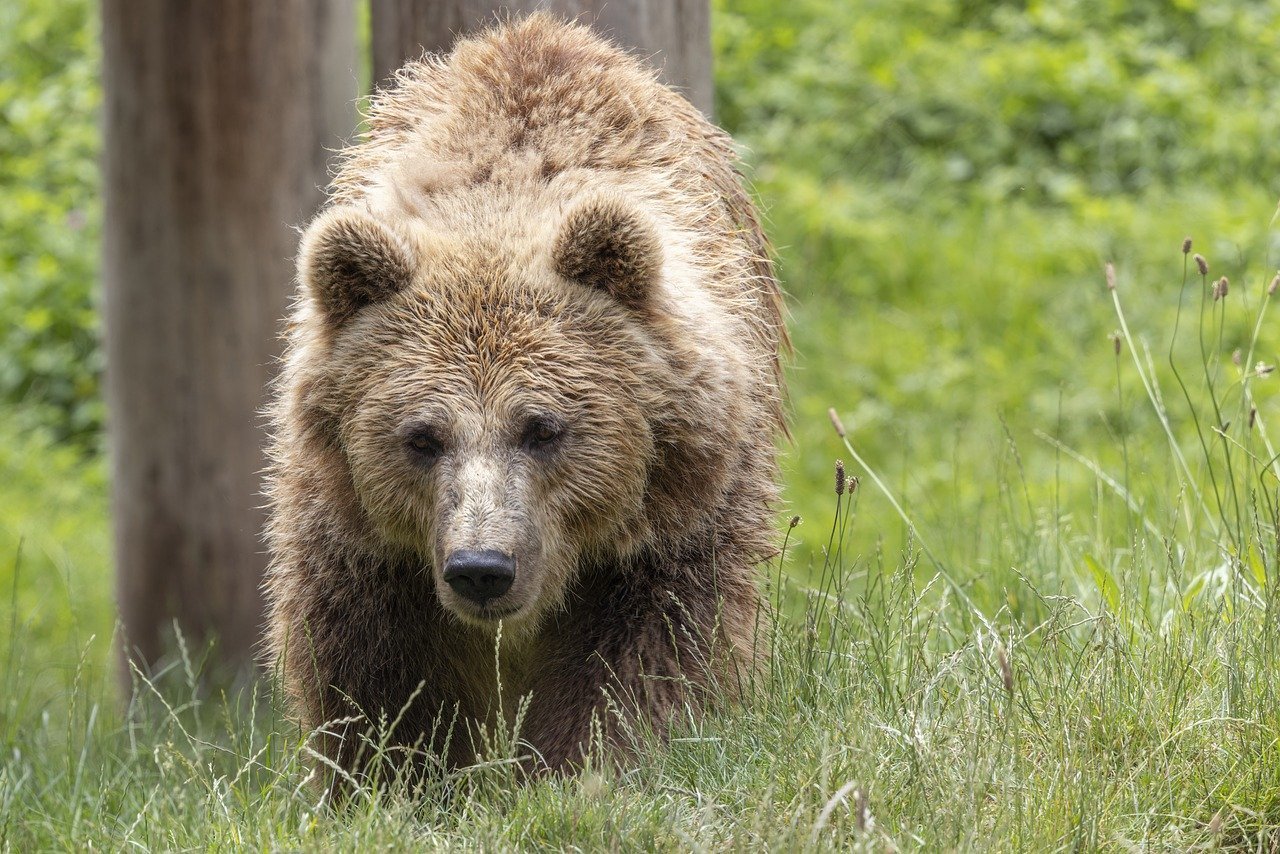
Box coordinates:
[297,206,416,326]
[553,194,663,313]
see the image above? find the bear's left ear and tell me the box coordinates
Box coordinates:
[553,194,663,311]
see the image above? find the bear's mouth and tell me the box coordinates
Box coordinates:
[477,604,520,620]
[444,598,524,624]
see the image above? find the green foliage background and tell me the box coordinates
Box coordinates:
[718,0,1280,200]
[0,0,101,446]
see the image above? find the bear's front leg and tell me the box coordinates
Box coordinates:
[516,566,753,773]
[268,548,486,789]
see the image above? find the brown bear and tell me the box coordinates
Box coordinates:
[263,14,786,783]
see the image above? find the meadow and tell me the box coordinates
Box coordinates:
[3,0,1280,848]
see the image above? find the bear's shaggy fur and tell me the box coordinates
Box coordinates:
[263,14,787,781]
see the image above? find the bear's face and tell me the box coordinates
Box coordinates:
[297,197,669,627]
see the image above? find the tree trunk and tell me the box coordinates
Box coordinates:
[101,1,358,678]
[370,0,713,116]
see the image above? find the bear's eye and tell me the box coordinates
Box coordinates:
[404,428,444,461]
[522,417,564,453]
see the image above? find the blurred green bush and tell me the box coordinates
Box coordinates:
[0,0,101,446]
[716,0,1280,202]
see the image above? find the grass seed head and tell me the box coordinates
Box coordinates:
[997,645,1013,695]
[1110,331,1122,355]
[1194,253,1209,276]
[1250,407,1257,429]
[1182,236,1193,254]
[789,514,801,529]
[1269,272,1279,296]
[1212,276,1229,300]
[1105,261,1116,291]
[835,459,846,495]
[827,407,847,437]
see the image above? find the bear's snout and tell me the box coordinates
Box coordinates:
[442,549,516,605]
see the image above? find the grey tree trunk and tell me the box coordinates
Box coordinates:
[370,0,713,116]
[101,1,358,677]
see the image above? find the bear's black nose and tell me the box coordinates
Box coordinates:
[442,549,515,605]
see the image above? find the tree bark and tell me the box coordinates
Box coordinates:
[370,0,713,116]
[101,1,358,677]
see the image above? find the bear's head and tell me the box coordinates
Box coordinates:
[294,193,734,629]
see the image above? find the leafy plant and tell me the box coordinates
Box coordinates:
[0,0,102,446]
